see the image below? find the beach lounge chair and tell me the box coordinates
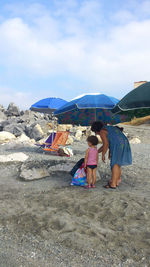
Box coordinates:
[43,131,69,153]
[35,132,56,149]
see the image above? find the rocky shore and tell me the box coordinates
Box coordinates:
[0,103,150,266]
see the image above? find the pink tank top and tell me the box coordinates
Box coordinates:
[87,147,98,165]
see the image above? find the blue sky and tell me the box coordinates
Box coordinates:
[0,0,150,109]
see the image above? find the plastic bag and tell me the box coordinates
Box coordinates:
[71,164,87,186]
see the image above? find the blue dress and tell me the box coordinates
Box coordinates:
[104,126,132,169]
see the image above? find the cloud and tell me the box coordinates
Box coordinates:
[0,87,33,109]
[0,0,150,108]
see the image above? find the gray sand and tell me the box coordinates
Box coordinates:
[0,126,150,267]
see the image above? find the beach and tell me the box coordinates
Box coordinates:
[0,125,150,267]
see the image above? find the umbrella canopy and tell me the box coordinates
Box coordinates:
[54,94,126,126]
[30,97,67,114]
[112,82,150,121]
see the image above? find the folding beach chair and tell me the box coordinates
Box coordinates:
[35,132,56,149]
[43,131,69,153]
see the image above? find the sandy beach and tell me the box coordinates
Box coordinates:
[0,125,150,267]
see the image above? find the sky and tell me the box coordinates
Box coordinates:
[0,0,150,109]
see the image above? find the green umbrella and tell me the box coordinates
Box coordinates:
[112,82,150,121]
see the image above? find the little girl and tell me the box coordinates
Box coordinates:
[84,136,99,188]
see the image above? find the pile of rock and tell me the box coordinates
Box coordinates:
[0,103,53,144]
[0,103,95,146]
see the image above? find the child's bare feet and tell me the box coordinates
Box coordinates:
[85,184,91,189]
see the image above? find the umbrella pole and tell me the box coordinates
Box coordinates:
[52,113,55,143]
[95,109,96,121]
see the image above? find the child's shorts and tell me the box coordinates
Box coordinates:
[87,165,97,169]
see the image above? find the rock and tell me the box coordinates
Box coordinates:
[57,124,73,131]
[57,125,67,131]
[47,122,53,129]
[86,128,92,137]
[75,130,82,140]
[77,126,87,132]
[28,124,44,141]
[130,137,141,144]
[36,120,51,135]
[17,133,32,143]
[69,126,77,134]
[0,120,9,131]
[20,110,25,116]
[44,114,51,121]
[20,161,75,181]
[20,110,38,124]
[47,163,74,173]
[66,136,74,145]
[0,131,16,144]
[0,152,28,162]
[20,163,50,180]
[0,104,5,112]
[66,125,73,131]
[0,111,7,122]
[5,102,20,116]
[0,119,10,127]
[4,123,26,137]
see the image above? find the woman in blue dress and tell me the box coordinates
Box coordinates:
[91,121,132,189]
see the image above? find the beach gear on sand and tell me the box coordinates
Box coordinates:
[70,158,84,177]
[43,131,69,153]
[71,164,87,186]
[54,94,126,126]
[35,132,56,149]
[58,147,73,157]
[104,126,132,169]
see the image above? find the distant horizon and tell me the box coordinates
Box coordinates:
[0,0,150,109]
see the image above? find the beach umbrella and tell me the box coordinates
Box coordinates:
[30,97,67,142]
[112,82,150,121]
[54,93,126,126]
[30,97,67,114]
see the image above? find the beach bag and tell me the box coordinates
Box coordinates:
[70,158,84,177]
[58,147,73,157]
[71,164,87,186]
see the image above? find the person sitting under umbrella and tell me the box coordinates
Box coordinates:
[91,121,132,189]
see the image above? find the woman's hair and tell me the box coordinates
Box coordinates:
[91,121,124,133]
[91,121,104,133]
[87,135,98,146]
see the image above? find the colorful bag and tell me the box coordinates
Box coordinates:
[70,158,84,177]
[71,164,87,186]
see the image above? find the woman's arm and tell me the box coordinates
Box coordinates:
[98,145,103,153]
[100,131,109,162]
[84,149,89,168]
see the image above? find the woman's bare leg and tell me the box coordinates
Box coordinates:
[117,167,121,186]
[92,168,97,185]
[110,164,120,188]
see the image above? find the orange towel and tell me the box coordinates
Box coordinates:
[43,131,69,152]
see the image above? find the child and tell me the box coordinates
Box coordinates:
[84,136,99,189]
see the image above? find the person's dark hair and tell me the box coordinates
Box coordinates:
[91,121,104,133]
[87,135,98,146]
